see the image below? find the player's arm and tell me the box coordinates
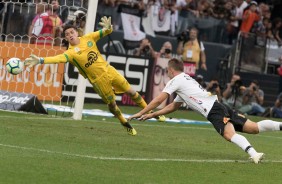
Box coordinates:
[24,53,71,67]
[99,16,113,35]
[140,102,182,121]
[89,16,113,42]
[128,92,169,121]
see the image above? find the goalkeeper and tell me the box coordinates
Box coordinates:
[24,16,165,136]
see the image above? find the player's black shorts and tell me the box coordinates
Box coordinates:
[207,101,247,136]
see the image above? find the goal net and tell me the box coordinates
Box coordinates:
[0,0,89,117]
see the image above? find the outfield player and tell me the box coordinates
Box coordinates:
[24,16,165,136]
[128,58,282,163]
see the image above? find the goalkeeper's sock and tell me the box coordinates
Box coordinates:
[257,120,282,132]
[108,104,127,124]
[231,134,257,157]
[130,92,147,108]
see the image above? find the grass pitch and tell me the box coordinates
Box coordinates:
[0,104,282,184]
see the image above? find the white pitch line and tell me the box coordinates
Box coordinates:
[0,143,282,163]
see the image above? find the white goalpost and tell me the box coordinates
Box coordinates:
[72,0,98,120]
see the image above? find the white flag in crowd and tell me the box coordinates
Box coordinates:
[121,13,146,41]
[151,5,171,32]
[119,4,145,41]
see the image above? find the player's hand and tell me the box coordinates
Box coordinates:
[24,54,40,68]
[128,112,143,121]
[139,114,154,121]
[99,16,112,30]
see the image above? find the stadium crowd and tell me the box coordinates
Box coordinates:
[97,0,280,45]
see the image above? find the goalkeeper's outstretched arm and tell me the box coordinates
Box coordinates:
[24,53,69,68]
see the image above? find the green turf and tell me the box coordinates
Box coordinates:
[0,106,282,184]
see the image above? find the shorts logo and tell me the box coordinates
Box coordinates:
[85,51,98,68]
[238,113,246,118]
[223,117,230,124]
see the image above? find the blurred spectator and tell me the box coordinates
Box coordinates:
[64,9,86,36]
[187,0,199,17]
[270,92,282,118]
[271,17,282,47]
[195,74,207,88]
[206,77,222,102]
[97,0,121,30]
[262,91,282,118]
[49,0,63,46]
[224,1,238,44]
[256,17,270,46]
[277,56,282,93]
[242,80,265,115]
[156,41,173,59]
[222,74,246,112]
[212,0,233,20]
[30,1,53,45]
[28,0,47,42]
[266,20,274,39]
[134,38,157,58]
[29,0,63,46]
[228,0,248,42]
[240,1,261,37]
[176,27,207,76]
[197,0,213,18]
[175,0,192,35]
[258,2,271,19]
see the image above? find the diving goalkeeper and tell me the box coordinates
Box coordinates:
[24,16,165,136]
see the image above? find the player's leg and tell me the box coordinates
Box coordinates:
[208,102,263,163]
[108,65,146,108]
[243,119,282,133]
[91,73,136,135]
[223,122,263,163]
[107,101,137,136]
[125,87,147,108]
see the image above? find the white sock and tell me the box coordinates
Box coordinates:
[231,134,257,157]
[257,120,281,132]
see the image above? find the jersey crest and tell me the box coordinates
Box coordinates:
[87,41,93,47]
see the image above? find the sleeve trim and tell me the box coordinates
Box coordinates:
[99,29,103,39]
[64,54,69,62]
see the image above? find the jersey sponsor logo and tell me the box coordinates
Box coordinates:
[189,96,203,104]
[85,51,98,68]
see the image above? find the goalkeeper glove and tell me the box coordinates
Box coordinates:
[24,54,44,68]
[99,16,112,31]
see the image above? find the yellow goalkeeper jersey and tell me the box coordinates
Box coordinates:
[43,29,112,81]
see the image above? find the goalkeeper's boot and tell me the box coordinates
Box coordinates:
[250,153,264,164]
[122,122,137,136]
[148,110,166,122]
[155,115,166,122]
